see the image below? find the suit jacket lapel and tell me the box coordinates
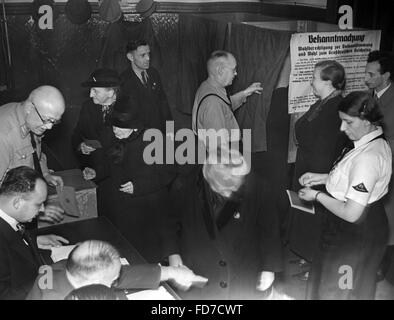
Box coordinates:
[0,218,38,268]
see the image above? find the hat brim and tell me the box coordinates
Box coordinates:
[81,80,120,87]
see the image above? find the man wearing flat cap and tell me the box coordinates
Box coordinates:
[72,68,124,171]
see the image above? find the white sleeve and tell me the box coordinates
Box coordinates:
[345,154,379,206]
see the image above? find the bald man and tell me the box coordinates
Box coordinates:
[0,85,66,223]
[192,50,263,149]
[27,240,207,300]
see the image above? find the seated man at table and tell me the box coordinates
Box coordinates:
[27,240,207,300]
[0,166,69,300]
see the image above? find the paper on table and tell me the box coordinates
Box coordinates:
[56,185,80,218]
[51,245,131,265]
[286,190,315,214]
[51,244,76,262]
[126,286,175,300]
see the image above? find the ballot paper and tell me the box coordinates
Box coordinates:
[51,244,76,262]
[56,185,80,218]
[126,286,175,300]
[51,245,131,265]
[286,190,315,214]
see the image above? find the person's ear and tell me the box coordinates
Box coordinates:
[25,101,34,115]
[217,64,225,77]
[382,71,391,83]
[109,88,116,98]
[126,52,133,63]
[12,196,23,210]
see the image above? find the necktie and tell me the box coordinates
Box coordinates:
[17,223,45,266]
[102,105,112,125]
[141,71,148,87]
[29,132,43,176]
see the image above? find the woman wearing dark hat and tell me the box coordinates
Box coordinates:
[72,68,121,172]
[84,96,176,263]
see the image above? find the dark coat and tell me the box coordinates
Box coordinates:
[162,172,283,300]
[120,67,172,132]
[0,218,39,300]
[91,127,176,263]
[287,94,347,261]
[26,260,162,300]
[71,99,113,169]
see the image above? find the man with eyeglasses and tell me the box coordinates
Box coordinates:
[192,50,263,151]
[0,85,66,224]
[27,239,207,300]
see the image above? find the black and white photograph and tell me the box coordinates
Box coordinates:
[1,0,394,307]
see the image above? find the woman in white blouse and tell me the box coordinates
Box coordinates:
[298,91,392,300]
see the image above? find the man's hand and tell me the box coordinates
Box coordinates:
[44,174,64,188]
[79,142,96,155]
[161,265,208,291]
[256,271,275,291]
[39,204,64,224]
[120,181,134,194]
[243,82,263,97]
[83,167,96,180]
[37,234,69,249]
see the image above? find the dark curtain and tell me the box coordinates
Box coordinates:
[175,15,227,115]
[227,24,291,152]
[98,18,161,74]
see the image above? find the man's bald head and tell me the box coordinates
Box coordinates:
[207,51,237,87]
[66,240,122,288]
[25,86,65,135]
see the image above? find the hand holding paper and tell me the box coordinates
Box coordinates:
[286,189,315,214]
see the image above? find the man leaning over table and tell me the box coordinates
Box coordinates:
[27,240,207,300]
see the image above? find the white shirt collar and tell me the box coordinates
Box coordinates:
[353,126,384,149]
[376,83,391,99]
[0,207,19,231]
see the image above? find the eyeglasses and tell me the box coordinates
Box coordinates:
[31,102,61,125]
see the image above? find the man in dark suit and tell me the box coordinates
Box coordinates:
[27,239,207,300]
[0,166,68,300]
[162,149,283,299]
[120,39,172,133]
[365,51,394,286]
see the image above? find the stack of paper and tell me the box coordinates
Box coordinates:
[51,245,76,262]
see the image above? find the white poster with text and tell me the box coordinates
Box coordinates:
[289,30,381,113]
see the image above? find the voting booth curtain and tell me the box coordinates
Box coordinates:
[175,15,291,152]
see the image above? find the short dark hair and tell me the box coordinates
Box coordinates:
[367,50,394,81]
[338,91,383,125]
[315,60,346,90]
[0,166,42,197]
[126,39,149,54]
[64,284,119,300]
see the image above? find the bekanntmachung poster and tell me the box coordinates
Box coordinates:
[289,30,381,114]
